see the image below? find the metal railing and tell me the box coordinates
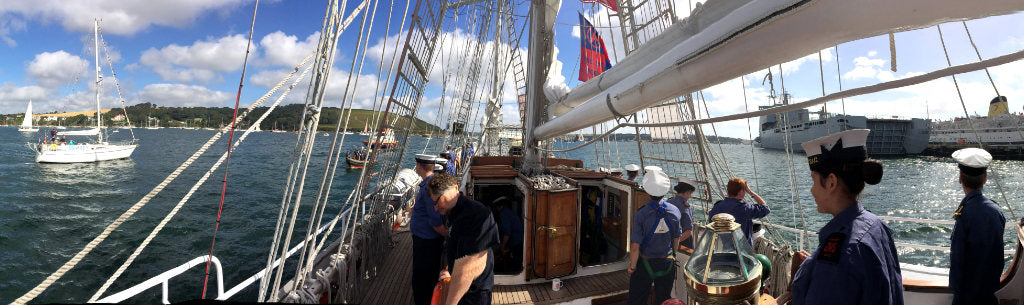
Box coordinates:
[94,209,350,303]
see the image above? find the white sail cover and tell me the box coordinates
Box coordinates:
[21,101,33,128]
[61,128,100,136]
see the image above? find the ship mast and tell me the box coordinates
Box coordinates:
[522,0,560,173]
[94,19,103,144]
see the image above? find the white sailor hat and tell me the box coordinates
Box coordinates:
[624,164,640,172]
[434,164,444,171]
[800,129,870,172]
[642,170,671,197]
[415,154,436,164]
[674,177,697,193]
[643,165,663,173]
[952,147,992,176]
[609,168,623,174]
[432,156,448,165]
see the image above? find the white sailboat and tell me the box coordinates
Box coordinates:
[34,19,137,163]
[18,100,38,132]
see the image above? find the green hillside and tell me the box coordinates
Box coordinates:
[2,103,442,134]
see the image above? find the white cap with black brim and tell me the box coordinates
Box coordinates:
[952,147,992,176]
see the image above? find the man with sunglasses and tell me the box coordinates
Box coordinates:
[428,174,499,305]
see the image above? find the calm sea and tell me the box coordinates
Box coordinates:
[1,127,1021,303]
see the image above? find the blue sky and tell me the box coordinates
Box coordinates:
[1,1,1023,138]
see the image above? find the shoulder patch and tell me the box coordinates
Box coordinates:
[816,233,846,263]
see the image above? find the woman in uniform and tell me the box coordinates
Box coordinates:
[790,129,904,305]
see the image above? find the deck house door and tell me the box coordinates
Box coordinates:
[531,188,578,278]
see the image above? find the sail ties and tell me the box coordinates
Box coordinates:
[538,47,1024,152]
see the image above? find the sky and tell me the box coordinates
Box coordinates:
[1,0,1023,139]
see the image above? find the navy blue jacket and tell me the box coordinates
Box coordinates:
[707,197,769,245]
[410,174,444,239]
[950,190,1006,305]
[446,195,500,305]
[791,203,904,305]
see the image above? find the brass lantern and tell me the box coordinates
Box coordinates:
[683,213,762,305]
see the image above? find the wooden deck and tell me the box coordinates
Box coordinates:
[358,230,630,304]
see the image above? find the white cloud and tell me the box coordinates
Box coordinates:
[0,18,26,47]
[259,31,319,67]
[248,67,381,109]
[844,55,888,80]
[27,51,90,88]
[137,83,233,107]
[0,83,49,113]
[0,0,249,43]
[139,34,254,83]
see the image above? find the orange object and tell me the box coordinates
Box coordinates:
[430,277,451,305]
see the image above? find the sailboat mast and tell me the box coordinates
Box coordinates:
[94,19,103,143]
[522,0,560,173]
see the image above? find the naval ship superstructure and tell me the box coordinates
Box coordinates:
[757,94,931,156]
[928,96,1024,158]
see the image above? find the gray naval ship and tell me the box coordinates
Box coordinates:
[756,94,931,156]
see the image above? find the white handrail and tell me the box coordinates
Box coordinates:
[94,208,351,303]
[94,255,224,304]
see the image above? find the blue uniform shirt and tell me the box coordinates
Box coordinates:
[666,196,693,249]
[707,197,769,245]
[950,189,1006,304]
[410,175,444,239]
[630,198,682,258]
[499,207,524,246]
[791,202,904,305]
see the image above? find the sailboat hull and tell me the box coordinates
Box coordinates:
[35,143,138,163]
[18,128,39,132]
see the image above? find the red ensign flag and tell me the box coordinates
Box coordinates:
[578,14,612,82]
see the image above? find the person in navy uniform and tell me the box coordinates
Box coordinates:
[429,173,500,305]
[790,129,904,305]
[628,169,682,305]
[609,168,623,179]
[409,154,449,305]
[667,178,696,301]
[624,164,640,182]
[949,147,1005,305]
[667,178,696,250]
[707,177,769,246]
[494,196,523,272]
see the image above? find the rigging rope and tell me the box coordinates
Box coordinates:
[774,64,809,251]
[96,25,137,142]
[11,33,305,305]
[266,0,356,300]
[536,47,1024,152]
[202,1,259,298]
[935,24,1017,220]
[89,55,314,302]
[835,46,849,130]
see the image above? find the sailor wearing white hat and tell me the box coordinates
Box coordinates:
[624,164,640,182]
[790,130,903,305]
[609,168,623,179]
[643,165,662,174]
[627,170,681,305]
[949,147,1005,305]
[410,154,449,305]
